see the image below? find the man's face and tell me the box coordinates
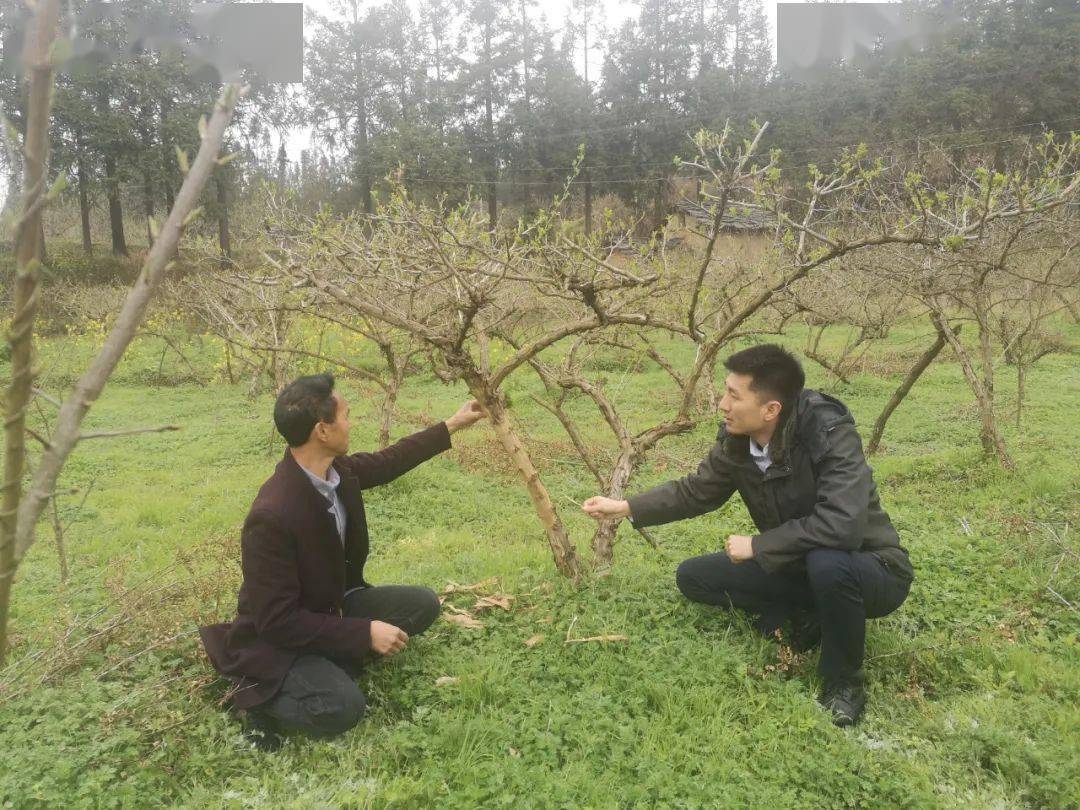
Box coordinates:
[313,390,351,455]
[718,372,779,436]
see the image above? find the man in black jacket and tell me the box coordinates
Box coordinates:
[582,345,913,726]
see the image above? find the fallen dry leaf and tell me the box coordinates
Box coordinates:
[441,577,499,597]
[435,676,460,687]
[524,634,545,648]
[537,615,554,625]
[442,605,483,630]
[474,594,514,612]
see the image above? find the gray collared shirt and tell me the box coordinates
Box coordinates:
[749,437,772,473]
[299,462,347,547]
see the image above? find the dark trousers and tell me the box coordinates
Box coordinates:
[676,548,911,685]
[255,585,441,738]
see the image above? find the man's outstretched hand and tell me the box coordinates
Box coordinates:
[445,400,486,434]
[371,620,409,656]
[582,496,631,521]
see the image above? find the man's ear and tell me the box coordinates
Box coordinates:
[763,400,782,422]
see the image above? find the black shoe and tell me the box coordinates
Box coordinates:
[242,709,283,752]
[790,610,822,653]
[818,679,867,727]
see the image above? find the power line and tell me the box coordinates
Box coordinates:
[381,130,1078,187]
[382,124,1080,184]
[456,62,1080,150]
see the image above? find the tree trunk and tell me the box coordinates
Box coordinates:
[276,144,287,189]
[868,322,957,454]
[484,21,497,232]
[216,171,231,265]
[704,369,720,413]
[1,0,61,664]
[930,309,1013,467]
[463,369,581,579]
[378,374,401,449]
[582,20,592,237]
[103,153,128,256]
[584,170,593,237]
[654,177,664,233]
[352,16,373,214]
[591,450,636,566]
[0,142,22,225]
[223,340,236,384]
[135,100,156,248]
[143,171,155,248]
[1057,293,1080,324]
[159,94,175,211]
[76,134,92,254]
[1016,361,1025,430]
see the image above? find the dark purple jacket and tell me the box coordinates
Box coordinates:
[199,422,452,709]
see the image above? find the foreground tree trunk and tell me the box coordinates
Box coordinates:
[0,74,245,663]
[1,0,61,665]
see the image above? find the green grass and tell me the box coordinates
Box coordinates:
[1,317,1078,808]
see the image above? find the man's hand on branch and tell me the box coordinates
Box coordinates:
[370,620,409,656]
[582,496,631,521]
[445,400,486,434]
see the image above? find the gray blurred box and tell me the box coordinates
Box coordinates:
[777,3,954,78]
[1,2,305,84]
[192,3,304,83]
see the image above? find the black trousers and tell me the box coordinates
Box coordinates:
[255,585,441,738]
[676,548,911,685]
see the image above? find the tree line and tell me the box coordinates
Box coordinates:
[2,0,1077,259]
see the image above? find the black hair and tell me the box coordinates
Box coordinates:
[273,373,339,447]
[724,344,805,410]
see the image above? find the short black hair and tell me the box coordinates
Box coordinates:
[273,373,339,447]
[724,344,805,409]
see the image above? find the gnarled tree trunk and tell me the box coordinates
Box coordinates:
[1,0,61,664]
[930,309,1013,468]
[461,366,581,580]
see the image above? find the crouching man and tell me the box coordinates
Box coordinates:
[582,345,913,726]
[200,373,484,747]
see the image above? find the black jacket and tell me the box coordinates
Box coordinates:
[627,389,913,579]
[199,422,452,709]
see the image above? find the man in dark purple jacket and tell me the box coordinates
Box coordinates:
[200,373,484,745]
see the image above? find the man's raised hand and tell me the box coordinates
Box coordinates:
[370,620,409,656]
[445,399,486,434]
[582,496,631,521]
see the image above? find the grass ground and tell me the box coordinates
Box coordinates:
[0,313,1077,808]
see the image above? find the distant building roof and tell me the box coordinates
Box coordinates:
[677,200,776,232]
